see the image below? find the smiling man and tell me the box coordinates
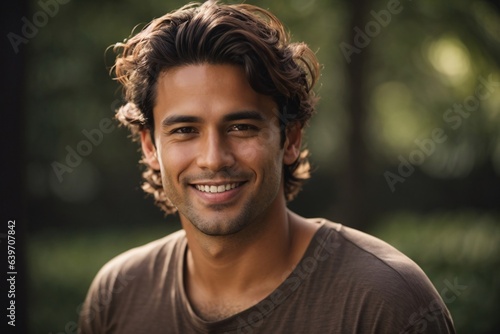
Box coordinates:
[79,1,455,333]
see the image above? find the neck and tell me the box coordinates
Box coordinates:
[181,204,321,321]
[182,205,294,296]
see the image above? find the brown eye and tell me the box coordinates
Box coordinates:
[172,127,197,134]
[229,124,257,132]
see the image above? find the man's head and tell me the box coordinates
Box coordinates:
[112,1,319,215]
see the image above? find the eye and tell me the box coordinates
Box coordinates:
[229,124,258,132]
[171,127,198,134]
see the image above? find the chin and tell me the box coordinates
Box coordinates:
[184,209,253,237]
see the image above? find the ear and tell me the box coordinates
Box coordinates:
[283,123,302,165]
[140,130,160,170]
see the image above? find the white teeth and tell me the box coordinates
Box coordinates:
[196,183,239,193]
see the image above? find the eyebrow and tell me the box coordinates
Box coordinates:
[222,110,266,123]
[161,110,266,128]
[161,115,203,127]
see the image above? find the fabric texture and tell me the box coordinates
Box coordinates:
[78,220,455,333]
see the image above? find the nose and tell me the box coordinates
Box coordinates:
[196,130,235,172]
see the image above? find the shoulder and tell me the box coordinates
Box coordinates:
[317,219,436,296]
[79,229,186,331]
[310,219,455,333]
[81,230,185,308]
[95,228,186,287]
[317,219,431,284]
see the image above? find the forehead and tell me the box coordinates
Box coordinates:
[153,63,278,123]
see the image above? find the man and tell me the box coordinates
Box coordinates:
[79,1,455,333]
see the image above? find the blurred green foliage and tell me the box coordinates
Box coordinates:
[21,0,500,333]
[27,222,181,333]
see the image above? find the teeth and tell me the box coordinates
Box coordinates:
[196,183,239,193]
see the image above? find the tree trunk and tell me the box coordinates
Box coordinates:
[338,0,371,229]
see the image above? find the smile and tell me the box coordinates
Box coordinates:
[195,183,241,193]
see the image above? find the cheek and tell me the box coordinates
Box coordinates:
[236,130,283,169]
[157,144,194,181]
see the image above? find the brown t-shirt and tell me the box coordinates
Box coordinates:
[78,220,455,333]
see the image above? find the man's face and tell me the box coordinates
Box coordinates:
[141,64,300,236]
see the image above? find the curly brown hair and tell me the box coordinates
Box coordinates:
[111,1,319,214]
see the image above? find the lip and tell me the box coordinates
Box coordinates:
[190,181,246,205]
